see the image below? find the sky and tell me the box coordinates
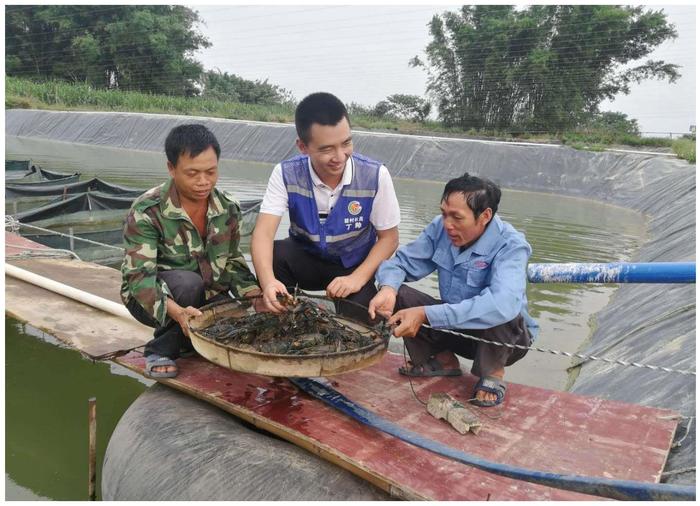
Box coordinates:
[192,3,696,137]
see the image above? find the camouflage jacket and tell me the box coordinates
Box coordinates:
[120,178,259,325]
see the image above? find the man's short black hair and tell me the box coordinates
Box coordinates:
[165,124,221,166]
[442,172,501,220]
[295,92,350,144]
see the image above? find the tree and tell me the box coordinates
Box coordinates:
[201,70,293,105]
[383,94,432,122]
[5,5,210,95]
[411,5,679,132]
[371,100,394,118]
[346,101,375,117]
[582,111,640,136]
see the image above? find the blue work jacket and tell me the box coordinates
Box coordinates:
[376,214,539,339]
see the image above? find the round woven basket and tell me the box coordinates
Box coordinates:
[188,298,389,377]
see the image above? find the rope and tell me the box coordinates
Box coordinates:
[402,343,427,406]
[277,293,695,377]
[5,243,81,260]
[661,467,696,477]
[568,303,696,369]
[401,341,503,419]
[420,324,696,377]
[672,416,694,449]
[5,217,125,251]
[4,215,20,232]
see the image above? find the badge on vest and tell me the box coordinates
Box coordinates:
[348,201,362,215]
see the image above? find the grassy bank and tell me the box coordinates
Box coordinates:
[6,76,296,123]
[6,76,695,163]
[672,138,696,163]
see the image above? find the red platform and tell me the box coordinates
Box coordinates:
[117,351,677,500]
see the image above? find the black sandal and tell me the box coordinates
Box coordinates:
[470,376,506,407]
[398,358,462,377]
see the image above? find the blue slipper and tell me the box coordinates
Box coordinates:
[145,354,178,378]
[470,376,506,407]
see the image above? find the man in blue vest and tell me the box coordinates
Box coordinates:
[368,173,538,407]
[252,92,400,319]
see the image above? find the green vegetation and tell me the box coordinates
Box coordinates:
[5,6,291,107]
[563,131,672,148]
[6,5,209,96]
[7,76,695,163]
[6,5,691,163]
[371,94,432,122]
[201,70,293,106]
[6,76,296,123]
[561,111,674,148]
[412,5,678,132]
[672,138,696,164]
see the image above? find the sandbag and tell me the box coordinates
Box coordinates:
[102,384,389,500]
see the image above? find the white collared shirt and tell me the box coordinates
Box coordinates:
[259,155,401,230]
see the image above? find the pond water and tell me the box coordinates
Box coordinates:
[5,136,647,499]
[4,318,150,500]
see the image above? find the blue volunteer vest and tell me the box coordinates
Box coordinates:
[282,153,380,268]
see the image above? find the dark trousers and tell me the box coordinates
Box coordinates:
[395,284,531,378]
[273,237,377,323]
[125,270,228,358]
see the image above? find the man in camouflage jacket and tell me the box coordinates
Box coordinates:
[121,124,262,377]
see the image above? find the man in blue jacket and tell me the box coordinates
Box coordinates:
[368,173,538,407]
[252,92,400,319]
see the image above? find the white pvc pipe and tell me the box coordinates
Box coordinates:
[5,263,132,320]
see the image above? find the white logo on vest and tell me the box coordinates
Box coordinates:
[347,201,362,215]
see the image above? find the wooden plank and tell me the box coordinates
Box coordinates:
[3,232,680,499]
[5,273,151,358]
[5,233,151,358]
[116,351,679,501]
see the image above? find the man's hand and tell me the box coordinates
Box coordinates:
[326,274,365,299]
[368,285,397,320]
[262,279,290,313]
[167,299,202,335]
[244,287,268,313]
[388,306,427,338]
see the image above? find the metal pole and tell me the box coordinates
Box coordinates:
[88,397,97,501]
[69,227,75,251]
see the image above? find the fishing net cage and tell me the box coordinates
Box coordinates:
[6,196,263,265]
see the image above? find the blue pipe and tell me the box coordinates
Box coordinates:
[290,378,695,501]
[527,262,696,284]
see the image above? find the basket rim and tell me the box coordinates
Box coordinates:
[189,298,390,360]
